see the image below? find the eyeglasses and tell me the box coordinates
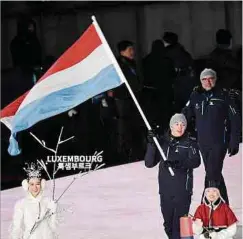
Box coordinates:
[201,77,215,81]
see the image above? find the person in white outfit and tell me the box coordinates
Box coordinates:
[10,163,58,239]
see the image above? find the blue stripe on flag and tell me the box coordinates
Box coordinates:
[8,64,122,155]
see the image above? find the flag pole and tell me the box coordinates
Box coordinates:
[91,16,174,176]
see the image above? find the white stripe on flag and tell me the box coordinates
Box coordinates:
[1,116,14,130]
[18,45,113,111]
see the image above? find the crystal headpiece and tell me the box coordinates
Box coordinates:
[23,162,42,179]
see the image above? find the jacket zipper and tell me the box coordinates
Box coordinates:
[30,201,41,234]
[166,146,170,159]
[223,119,227,143]
[185,170,189,190]
[224,127,227,143]
[201,101,204,115]
[38,202,41,219]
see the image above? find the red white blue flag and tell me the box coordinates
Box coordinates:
[1,19,123,155]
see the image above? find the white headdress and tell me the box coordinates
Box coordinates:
[23,162,42,179]
[22,163,46,191]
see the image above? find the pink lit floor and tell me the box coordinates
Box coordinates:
[1,146,242,239]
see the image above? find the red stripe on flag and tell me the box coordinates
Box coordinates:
[1,92,29,118]
[38,24,102,83]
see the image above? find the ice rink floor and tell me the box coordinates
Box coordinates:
[1,146,242,239]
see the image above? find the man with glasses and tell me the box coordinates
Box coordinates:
[182,68,241,204]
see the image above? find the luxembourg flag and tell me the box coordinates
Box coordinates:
[1,16,124,156]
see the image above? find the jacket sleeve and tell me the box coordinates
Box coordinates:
[192,206,204,235]
[192,221,204,235]
[46,200,58,232]
[180,140,201,169]
[227,94,241,148]
[144,140,162,168]
[182,92,196,124]
[10,200,24,239]
[214,223,237,239]
[47,212,58,232]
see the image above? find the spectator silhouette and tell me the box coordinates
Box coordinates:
[143,39,176,130]
[207,29,241,89]
[10,16,42,70]
[111,40,144,161]
[10,16,42,91]
[162,32,196,112]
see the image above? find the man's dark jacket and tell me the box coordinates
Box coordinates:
[113,56,141,99]
[182,86,241,148]
[144,132,201,196]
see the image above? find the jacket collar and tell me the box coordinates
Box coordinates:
[164,130,189,145]
[119,56,136,67]
[204,196,223,210]
[26,190,44,202]
[197,85,223,96]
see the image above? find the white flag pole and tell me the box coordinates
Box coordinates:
[91,16,174,176]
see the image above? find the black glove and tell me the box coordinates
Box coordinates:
[228,146,239,157]
[163,160,182,169]
[203,229,216,239]
[203,231,210,239]
[147,129,156,144]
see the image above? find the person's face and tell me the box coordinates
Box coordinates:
[121,46,135,60]
[28,178,41,197]
[201,76,216,91]
[205,188,220,202]
[170,122,186,137]
[28,23,34,33]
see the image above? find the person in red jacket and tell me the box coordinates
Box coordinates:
[192,180,238,239]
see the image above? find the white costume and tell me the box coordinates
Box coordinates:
[10,180,58,239]
[193,222,237,239]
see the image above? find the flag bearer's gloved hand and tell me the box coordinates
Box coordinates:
[147,130,156,145]
[163,160,182,169]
